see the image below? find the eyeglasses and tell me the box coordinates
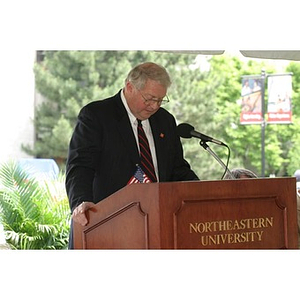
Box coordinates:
[137,88,170,106]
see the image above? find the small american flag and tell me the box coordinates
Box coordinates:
[127,165,152,185]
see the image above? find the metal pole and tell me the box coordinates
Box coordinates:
[261,69,266,177]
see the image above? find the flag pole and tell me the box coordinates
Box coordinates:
[261,69,266,177]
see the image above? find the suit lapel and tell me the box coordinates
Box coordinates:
[114,94,140,165]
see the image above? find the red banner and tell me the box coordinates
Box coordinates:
[240,76,263,124]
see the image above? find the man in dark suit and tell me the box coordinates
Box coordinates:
[66,62,199,231]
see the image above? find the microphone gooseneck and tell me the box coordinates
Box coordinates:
[177,123,226,146]
[177,122,234,179]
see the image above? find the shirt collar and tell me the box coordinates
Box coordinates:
[121,88,137,125]
[121,88,150,128]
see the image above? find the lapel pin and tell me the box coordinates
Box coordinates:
[160,133,165,138]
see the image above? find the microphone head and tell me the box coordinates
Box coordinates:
[177,123,194,138]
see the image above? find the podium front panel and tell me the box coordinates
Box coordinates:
[170,178,297,249]
[83,202,149,249]
[174,196,286,249]
[73,178,298,249]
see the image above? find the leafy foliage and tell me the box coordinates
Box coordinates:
[0,161,70,249]
[26,50,300,179]
[208,54,300,177]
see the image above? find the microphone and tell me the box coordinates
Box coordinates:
[177,123,226,146]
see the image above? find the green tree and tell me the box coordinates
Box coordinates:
[209,54,299,177]
[167,57,224,179]
[24,51,218,175]
[208,54,270,176]
[0,161,70,249]
[24,50,300,179]
[285,62,300,175]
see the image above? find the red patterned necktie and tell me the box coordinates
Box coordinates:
[137,119,157,182]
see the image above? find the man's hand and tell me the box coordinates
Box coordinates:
[72,201,96,226]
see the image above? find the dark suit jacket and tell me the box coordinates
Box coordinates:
[66,90,199,212]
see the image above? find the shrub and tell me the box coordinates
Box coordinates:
[0,161,70,249]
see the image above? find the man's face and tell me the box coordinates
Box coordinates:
[126,79,167,120]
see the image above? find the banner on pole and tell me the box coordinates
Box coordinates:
[267,74,292,124]
[240,76,263,124]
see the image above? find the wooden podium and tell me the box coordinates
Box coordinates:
[73,177,298,249]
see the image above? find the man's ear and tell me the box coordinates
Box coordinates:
[126,81,134,93]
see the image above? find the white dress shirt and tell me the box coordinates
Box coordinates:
[121,89,159,181]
